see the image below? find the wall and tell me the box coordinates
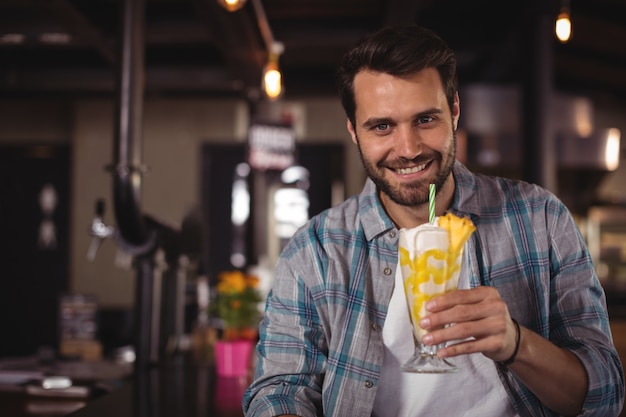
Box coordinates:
[0,100,72,144]
[0,97,357,308]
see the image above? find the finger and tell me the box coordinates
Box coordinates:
[438,322,519,362]
[437,335,504,358]
[426,286,496,312]
[427,317,519,363]
[421,296,507,330]
[423,316,506,346]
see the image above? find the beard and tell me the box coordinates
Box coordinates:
[356,130,457,207]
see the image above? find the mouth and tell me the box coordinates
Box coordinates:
[394,162,429,175]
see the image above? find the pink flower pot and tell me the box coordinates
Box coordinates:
[214,340,254,377]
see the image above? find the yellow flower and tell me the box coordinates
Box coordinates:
[217,270,246,294]
[213,270,263,341]
[245,274,260,288]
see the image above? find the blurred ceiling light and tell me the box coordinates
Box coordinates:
[263,42,284,100]
[555,0,572,43]
[605,128,621,171]
[281,166,309,185]
[0,33,25,44]
[217,0,247,12]
[569,97,593,138]
[39,32,72,44]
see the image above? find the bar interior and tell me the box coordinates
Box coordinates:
[0,0,625,416]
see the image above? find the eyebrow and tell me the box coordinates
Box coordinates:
[361,107,445,130]
[362,117,393,130]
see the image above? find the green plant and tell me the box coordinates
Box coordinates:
[215,270,262,341]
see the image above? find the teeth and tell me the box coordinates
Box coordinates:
[397,163,426,175]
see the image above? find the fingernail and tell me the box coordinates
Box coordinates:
[420,317,430,329]
[422,334,433,344]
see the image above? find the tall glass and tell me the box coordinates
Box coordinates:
[398,224,464,373]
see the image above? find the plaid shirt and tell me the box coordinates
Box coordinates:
[243,161,624,417]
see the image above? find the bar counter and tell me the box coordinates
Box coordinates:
[68,356,246,417]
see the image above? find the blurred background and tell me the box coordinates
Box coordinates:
[0,0,625,371]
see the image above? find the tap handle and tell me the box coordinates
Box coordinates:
[87,237,102,261]
[95,199,105,218]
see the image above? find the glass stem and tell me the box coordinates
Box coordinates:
[418,342,440,356]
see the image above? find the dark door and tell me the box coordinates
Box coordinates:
[201,143,343,281]
[0,145,71,358]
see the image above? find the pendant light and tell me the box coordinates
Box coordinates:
[217,0,247,12]
[555,0,572,43]
[263,42,284,100]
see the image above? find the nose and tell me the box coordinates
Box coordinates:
[395,126,422,160]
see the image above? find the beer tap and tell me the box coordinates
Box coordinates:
[87,199,115,261]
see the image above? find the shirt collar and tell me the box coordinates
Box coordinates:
[450,160,482,217]
[359,178,396,241]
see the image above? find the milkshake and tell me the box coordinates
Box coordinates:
[398,212,476,372]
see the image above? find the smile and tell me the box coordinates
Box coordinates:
[395,163,427,175]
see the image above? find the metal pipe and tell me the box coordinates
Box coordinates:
[251,0,275,52]
[113,0,157,372]
[134,255,156,371]
[113,0,149,247]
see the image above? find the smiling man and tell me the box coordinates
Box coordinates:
[243,25,624,417]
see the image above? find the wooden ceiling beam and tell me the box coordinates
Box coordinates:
[35,0,117,66]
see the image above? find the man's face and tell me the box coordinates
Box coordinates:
[347,68,460,208]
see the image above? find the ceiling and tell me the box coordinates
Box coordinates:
[1,0,626,107]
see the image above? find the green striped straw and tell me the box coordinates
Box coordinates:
[429,183,436,224]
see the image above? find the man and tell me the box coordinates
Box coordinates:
[243,25,624,416]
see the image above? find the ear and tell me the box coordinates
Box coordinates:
[347,119,358,145]
[452,92,461,131]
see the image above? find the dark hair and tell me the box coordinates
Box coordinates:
[336,25,458,127]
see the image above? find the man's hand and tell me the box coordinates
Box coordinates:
[419,286,517,362]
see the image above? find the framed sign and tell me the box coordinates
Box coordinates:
[247,122,295,171]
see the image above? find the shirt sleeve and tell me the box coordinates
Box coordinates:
[548,202,625,415]
[243,239,327,417]
[496,193,625,416]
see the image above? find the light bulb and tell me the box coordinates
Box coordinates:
[555,11,572,43]
[264,65,282,99]
[262,42,285,100]
[217,0,247,12]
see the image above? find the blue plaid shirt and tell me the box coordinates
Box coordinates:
[243,161,624,417]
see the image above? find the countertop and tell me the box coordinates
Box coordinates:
[68,357,246,417]
[0,354,246,417]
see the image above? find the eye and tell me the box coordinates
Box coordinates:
[375,123,390,132]
[416,115,434,125]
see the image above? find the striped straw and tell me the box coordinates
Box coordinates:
[429,183,436,224]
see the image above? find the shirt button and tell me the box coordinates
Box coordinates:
[389,230,396,238]
[383,267,392,276]
[364,380,374,388]
[372,323,382,332]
